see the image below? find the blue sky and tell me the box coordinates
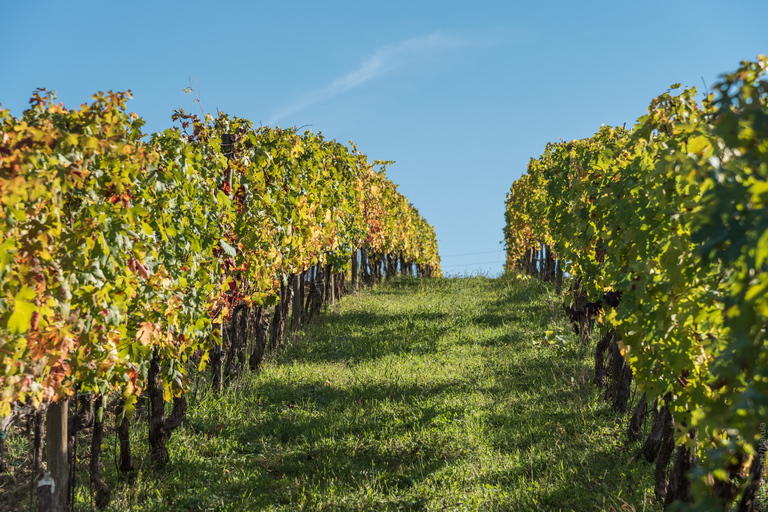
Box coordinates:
[2,1,766,276]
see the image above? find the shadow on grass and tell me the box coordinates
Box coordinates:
[467,278,562,332]
[92,275,647,512]
[154,375,470,510]
[470,322,655,511]
[279,308,452,364]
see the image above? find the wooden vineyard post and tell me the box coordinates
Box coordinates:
[351,248,359,292]
[39,401,68,512]
[291,273,302,330]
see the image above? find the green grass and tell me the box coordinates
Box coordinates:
[4,274,662,511]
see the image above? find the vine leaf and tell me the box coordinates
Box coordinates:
[137,322,158,346]
[220,240,237,258]
[8,285,37,334]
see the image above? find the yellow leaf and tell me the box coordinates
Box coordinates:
[198,351,210,372]
[617,339,630,357]
[136,322,157,346]
[64,133,79,146]
[8,285,37,334]
[687,136,710,156]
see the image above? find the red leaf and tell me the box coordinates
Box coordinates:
[30,311,40,331]
[128,257,150,279]
[136,262,150,279]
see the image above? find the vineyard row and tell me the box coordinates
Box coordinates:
[504,57,768,511]
[0,90,441,509]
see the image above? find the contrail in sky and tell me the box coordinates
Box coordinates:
[267,33,469,125]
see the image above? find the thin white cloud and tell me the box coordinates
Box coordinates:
[267,33,471,125]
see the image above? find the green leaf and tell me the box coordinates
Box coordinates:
[119,395,137,422]
[0,238,15,271]
[220,240,237,258]
[8,286,37,334]
[687,136,710,156]
[757,229,768,268]
[216,189,231,208]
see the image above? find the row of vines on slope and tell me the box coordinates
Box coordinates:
[504,57,767,511]
[0,89,441,509]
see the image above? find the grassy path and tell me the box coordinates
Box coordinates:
[93,276,657,511]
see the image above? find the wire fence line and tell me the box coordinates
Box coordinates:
[442,260,505,268]
[440,249,504,258]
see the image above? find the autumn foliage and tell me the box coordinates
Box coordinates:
[0,89,441,416]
